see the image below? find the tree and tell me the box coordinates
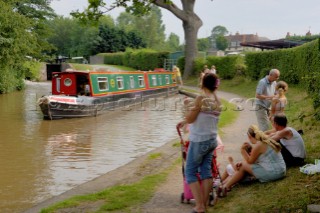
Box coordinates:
[197,38,210,52]
[72,0,210,78]
[215,35,228,51]
[165,33,181,51]
[13,0,56,59]
[0,0,37,93]
[210,25,228,50]
[91,23,146,54]
[116,6,166,50]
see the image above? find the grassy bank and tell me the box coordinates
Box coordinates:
[184,76,320,212]
[214,76,320,212]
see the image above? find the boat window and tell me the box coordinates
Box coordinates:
[129,76,135,88]
[159,75,162,85]
[117,76,124,89]
[56,78,61,92]
[64,78,72,87]
[152,75,157,86]
[165,75,170,84]
[98,77,109,91]
[138,76,144,87]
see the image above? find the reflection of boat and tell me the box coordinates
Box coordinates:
[38,69,178,119]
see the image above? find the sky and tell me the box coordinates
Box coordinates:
[50,0,320,41]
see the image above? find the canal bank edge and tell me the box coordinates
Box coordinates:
[23,137,181,213]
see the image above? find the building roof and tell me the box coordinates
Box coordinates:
[240,39,306,50]
[225,32,267,43]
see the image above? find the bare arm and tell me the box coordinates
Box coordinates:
[241,142,265,164]
[185,95,202,124]
[256,93,275,101]
[265,128,277,136]
[270,128,292,141]
[270,98,279,116]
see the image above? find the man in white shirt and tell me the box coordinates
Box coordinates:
[266,114,306,167]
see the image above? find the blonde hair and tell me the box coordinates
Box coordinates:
[248,125,282,152]
[276,81,288,96]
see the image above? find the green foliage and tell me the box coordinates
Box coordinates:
[40,171,169,213]
[23,60,43,81]
[99,49,169,71]
[47,16,102,58]
[216,35,228,51]
[0,64,27,93]
[245,40,320,116]
[211,25,229,36]
[210,25,229,50]
[116,6,166,50]
[12,0,56,59]
[192,55,246,79]
[0,1,42,93]
[287,34,320,42]
[197,38,210,52]
[90,21,146,55]
[165,33,181,52]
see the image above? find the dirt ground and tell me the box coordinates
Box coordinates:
[24,90,258,213]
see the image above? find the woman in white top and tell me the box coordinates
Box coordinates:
[177,73,221,213]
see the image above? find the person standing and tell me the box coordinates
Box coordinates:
[209,65,217,74]
[255,69,280,131]
[270,81,288,119]
[203,65,210,73]
[177,73,221,213]
[199,70,205,88]
[173,65,183,86]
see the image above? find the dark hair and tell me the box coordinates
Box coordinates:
[202,73,218,92]
[273,114,288,127]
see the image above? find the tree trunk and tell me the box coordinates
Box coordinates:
[154,0,202,78]
[182,18,201,79]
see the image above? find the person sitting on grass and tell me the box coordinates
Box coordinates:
[220,145,253,185]
[265,113,306,167]
[218,125,286,197]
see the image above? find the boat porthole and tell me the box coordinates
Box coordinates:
[64,78,72,87]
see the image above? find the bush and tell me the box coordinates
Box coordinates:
[23,60,42,81]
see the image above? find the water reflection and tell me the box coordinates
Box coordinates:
[0,81,185,212]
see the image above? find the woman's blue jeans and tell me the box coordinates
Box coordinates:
[185,138,217,184]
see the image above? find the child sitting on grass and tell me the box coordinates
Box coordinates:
[220,145,253,186]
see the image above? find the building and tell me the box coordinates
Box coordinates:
[224,32,269,53]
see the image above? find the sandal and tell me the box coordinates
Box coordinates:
[217,186,228,197]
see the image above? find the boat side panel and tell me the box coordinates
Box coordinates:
[90,71,175,96]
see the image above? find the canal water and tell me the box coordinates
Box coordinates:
[0,81,185,212]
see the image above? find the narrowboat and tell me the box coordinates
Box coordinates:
[38,69,178,119]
